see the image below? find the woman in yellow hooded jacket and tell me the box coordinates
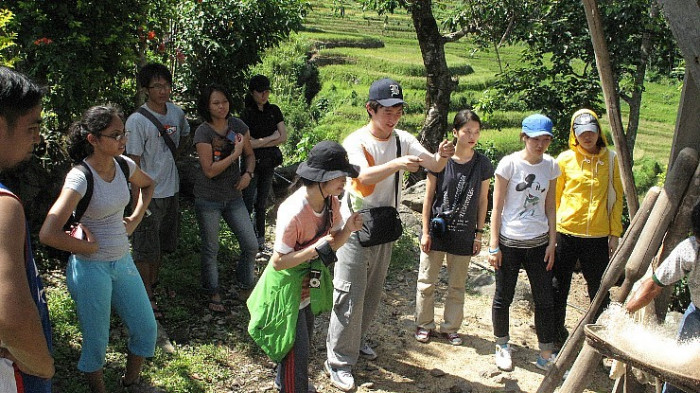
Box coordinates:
[552,109,623,346]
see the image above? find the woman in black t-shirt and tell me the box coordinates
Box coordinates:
[241,75,287,254]
[415,109,493,346]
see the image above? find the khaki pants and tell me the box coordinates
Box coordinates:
[415,250,471,333]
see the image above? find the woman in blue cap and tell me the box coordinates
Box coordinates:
[488,114,560,372]
[247,141,362,393]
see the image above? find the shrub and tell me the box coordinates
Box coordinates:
[633,156,662,195]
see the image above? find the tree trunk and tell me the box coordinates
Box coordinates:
[624,2,657,154]
[581,0,639,217]
[410,0,456,155]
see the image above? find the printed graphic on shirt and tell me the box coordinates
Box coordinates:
[164,124,177,136]
[515,173,546,218]
[442,173,475,232]
[211,135,234,162]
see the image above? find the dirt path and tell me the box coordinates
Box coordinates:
[297,252,615,393]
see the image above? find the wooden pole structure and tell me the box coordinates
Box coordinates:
[537,187,660,393]
[568,160,698,393]
[581,0,639,217]
[652,162,700,321]
[538,147,698,392]
[614,148,698,300]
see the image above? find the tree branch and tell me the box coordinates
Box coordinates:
[443,25,476,43]
[497,16,516,48]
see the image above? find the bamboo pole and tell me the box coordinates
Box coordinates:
[538,148,698,393]
[652,162,700,321]
[537,187,660,393]
[581,0,639,217]
[615,148,698,301]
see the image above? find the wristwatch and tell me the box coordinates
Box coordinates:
[246,171,255,179]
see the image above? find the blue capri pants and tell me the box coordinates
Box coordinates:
[66,253,157,372]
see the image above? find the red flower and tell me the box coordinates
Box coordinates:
[175,49,186,64]
[33,37,53,45]
[158,43,166,53]
[147,31,156,41]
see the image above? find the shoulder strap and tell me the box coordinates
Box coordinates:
[137,107,177,157]
[394,133,401,208]
[297,197,333,250]
[73,162,94,223]
[115,155,130,181]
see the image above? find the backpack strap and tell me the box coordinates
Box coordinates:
[136,107,177,157]
[73,162,94,223]
[72,157,130,223]
[115,155,131,181]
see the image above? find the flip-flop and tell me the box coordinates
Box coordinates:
[208,300,226,314]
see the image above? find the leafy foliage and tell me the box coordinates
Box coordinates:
[6,0,148,129]
[442,0,537,72]
[168,0,310,111]
[0,9,18,67]
[2,0,309,238]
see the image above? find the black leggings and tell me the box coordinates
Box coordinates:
[552,233,610,341]
[492,243,555,347]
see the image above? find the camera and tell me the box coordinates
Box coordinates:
[429,216,447,238]
[309,269,322,288]
[429,210,453,238]
[315,240,337,267]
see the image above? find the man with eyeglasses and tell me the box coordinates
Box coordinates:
[125,63,189,351]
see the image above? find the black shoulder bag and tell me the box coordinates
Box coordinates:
[350,134,404,247]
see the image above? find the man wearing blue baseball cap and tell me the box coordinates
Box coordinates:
[324,78,455,391]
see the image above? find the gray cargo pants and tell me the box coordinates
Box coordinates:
[326,232,393,368]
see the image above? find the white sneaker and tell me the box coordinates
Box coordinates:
[495,344,513,371]
[359,341,378,360]
[324,360,355,392]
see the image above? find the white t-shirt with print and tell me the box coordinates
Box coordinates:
[341,126,430,219]
[496,152,560,240]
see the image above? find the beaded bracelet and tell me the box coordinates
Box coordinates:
[488,247,500,255]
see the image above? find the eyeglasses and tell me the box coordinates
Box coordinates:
[148,83,171,92]
[100,132,127,141]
